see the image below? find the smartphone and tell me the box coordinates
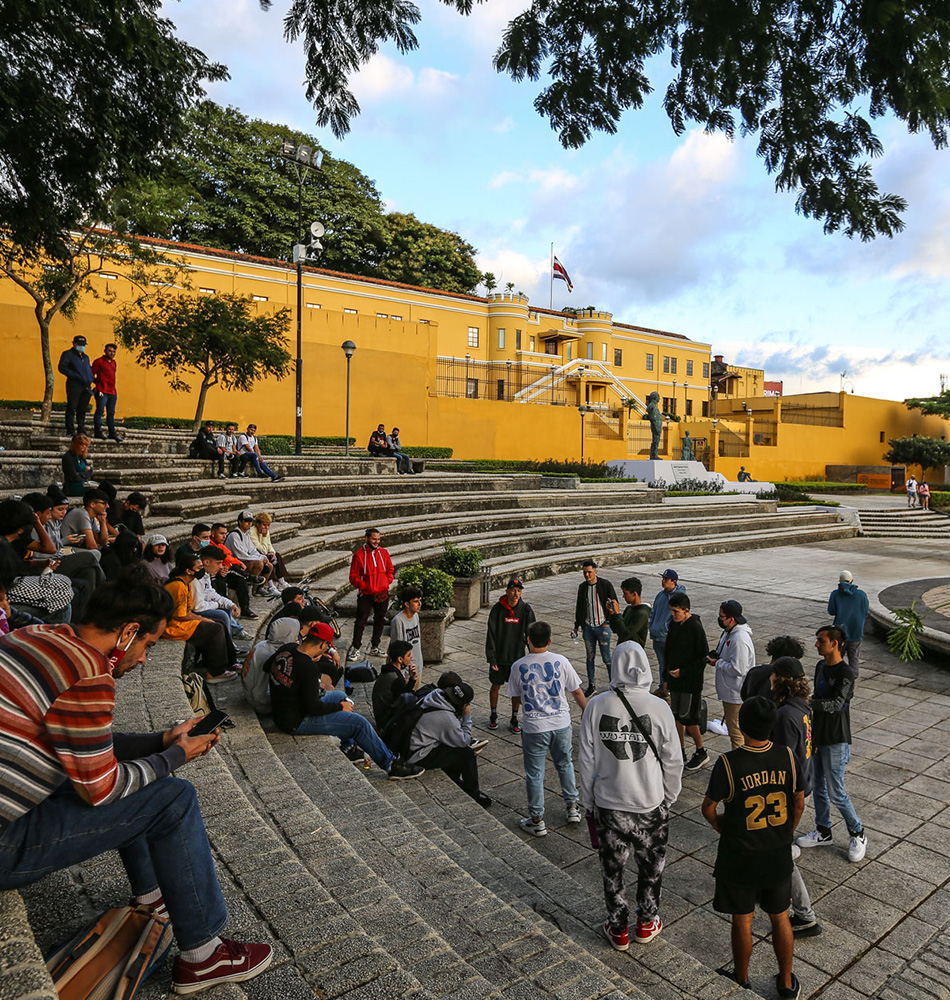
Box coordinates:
[190,710,231,737]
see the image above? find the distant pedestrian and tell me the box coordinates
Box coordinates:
[57,334,94,437]
[573,559,617,697]
[665,593,710,770]
[486,577,536,732]
[578,641,683,951]
[919,481,931,510]
[827,571,869,677]
[91,342,122,441]
[605,576,649,648]
[648,569,685,691]
[348,527,394,661]
[701,697,804,999]
[507,621,587,837]
[708,600,755,749]
[905,474,918,507]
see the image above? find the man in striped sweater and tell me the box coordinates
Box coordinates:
[0,576,273,995]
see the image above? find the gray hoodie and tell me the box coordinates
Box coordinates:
[407,689,473,765]
[241,618,301,713]
[714,621,755,703]
[577,641,683,813]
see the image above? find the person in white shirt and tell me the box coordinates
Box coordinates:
[507,621,587,837]
[237,424,282,481]
[390,586,424,680]
[905,474,918,507]
[215,422,241,479]
[225,511,277,595]
[193,545,249,640]
[249,512,287,590]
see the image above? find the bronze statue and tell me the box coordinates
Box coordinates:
[681,430,693,461]
[646,391,662,460]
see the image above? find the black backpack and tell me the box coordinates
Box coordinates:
[379,684,440,757]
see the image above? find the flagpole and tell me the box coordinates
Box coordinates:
[549,242,554,310]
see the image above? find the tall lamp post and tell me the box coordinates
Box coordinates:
[278,140,324,455]
[341,341,356,456]
[578,405,590,462]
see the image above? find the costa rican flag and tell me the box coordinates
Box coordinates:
[553,256,573,292]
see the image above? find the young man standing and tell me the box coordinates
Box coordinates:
[57,334,94,437]
[605,576,649,648]
[665,593,710,770]
[648,569,685,689]
[390,585,424,677]
[91,342,122,442]
[701,697,805,1000]
[708,600,755,749]
[827,570,869,677]
[578,641,683,950]
[507,621,587,836]
[573,559,617,697]
[486,577,536,732]
[348,527,394,661]
[796,626,867,862]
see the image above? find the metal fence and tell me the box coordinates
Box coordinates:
[435,357,574,404]
[627,421,668,456]
[718,425,749,457]
[752,417,778,446]
[780,403,844,427]
[585,411,623,440]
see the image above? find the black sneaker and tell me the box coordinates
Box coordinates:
[241,609,259,620]
[685,748,709,771]
[716,966,749,990]
[476,792,492,808]
[789,915,822,936]
[584,683,596,698]
[509,716,521,734]
[388,759,424,780]
[488,713,498,730]
[776,973,801,1000]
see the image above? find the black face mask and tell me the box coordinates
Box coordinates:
[717,616,727,630]
[194,568,206,580]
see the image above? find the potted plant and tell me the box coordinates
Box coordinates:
[394,563,456,663]
[436,542,483,620]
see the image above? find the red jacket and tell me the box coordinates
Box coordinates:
[349,543,394,596]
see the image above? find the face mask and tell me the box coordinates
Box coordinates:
[75,345,86,354]
[199,538,210,548]
[195,568,206,580]
[108,628,139,671]
[717,616,727,630]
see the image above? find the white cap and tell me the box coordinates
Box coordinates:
[147,534,168,547]
[839,570,853,583]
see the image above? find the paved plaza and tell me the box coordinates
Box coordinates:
[343,533,950,1000]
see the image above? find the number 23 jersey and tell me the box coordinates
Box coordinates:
[706,741,802,886]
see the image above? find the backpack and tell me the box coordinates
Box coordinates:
[379,684,439,757]
[46,904,173,1000]
[182,671,215,717]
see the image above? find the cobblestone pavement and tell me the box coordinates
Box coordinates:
[342,535,950,1000]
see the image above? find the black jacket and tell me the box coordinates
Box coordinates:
[485,596,535,666]
[607,603,649,647]
[574,577,617,630]
[773,695,814,795]
[266,644,341,733]
[665,614,708,692]
[812,658,854,746]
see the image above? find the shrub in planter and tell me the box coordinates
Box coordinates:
[436,542,482,578]
[437,543,483,620]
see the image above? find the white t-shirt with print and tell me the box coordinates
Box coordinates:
[505,651,582,734]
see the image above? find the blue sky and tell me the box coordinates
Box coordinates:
[165,0,950,401]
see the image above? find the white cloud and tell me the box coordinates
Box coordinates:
[477,248,549,293]
[490,170,521,189]
[493,116,516,133]
[418,67,461,96]
[350,54,416,102]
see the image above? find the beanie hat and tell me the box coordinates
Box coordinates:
[738,696,776,741]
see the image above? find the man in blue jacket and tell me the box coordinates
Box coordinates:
[648,569,685,689]
[57,334,95,437]
[827,571,869,677]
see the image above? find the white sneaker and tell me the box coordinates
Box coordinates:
[519,816,547,837]
[265,581,281,597]
[369,645,386,657]
[796,829,833,848]
[346,647,362,662]
[848,832,868,863]
[566,803,582,824]
[791,843,801,861]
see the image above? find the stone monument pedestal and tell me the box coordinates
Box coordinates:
[606,459,773,495]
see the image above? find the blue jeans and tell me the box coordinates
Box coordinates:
[582,623,612,685]
[0,778,227,950]
[294,697,394,771]
[813,742,863,835]
[653,639,667,678]
[393,450,412,474]
[522,726,578,819]
[241,453,277,479]
[94,392,117,437]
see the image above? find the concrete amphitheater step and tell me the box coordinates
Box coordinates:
[17,643,438,1000]
[377,771,760,1000]
[268,726,699,1000]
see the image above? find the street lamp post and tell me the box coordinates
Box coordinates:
[278,140,324,455]
[506,359,512,401]
[550,365,557,404]
[578,405,590,462]
[684,381,689,417]
[341,340,356,456]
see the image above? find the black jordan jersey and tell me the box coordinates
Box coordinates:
[706,741,801,886]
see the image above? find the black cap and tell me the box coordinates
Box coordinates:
[720,599,747,625]
[442,682,474,711]
[72,335,87,345]
[739,696,776,740]
[47,485,69,506]
[506,577,523,589]
[771,656,804,679]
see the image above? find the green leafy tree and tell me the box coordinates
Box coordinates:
[374,213,481,293]
[0,1,224,257]
[883,436,950,473]
[114,292,292,431]
[482,272,497,294]
[263,0,950,239]
[905,391,950,420]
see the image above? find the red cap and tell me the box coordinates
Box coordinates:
[306,622,335,643]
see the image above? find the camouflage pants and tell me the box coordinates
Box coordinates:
[596,803,670,931]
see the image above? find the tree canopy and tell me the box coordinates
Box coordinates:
[117,101,481,294]
[883,436,950,472]
[905,390,950,420]
[114,291,291,431]
[263,0,950,240]
[0,0,224,258]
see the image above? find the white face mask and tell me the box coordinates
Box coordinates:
[75,345,86,354]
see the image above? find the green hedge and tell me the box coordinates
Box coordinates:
[402,446,453,458]
[0,399,66,411]
[438,457,611,477]
[260,435,355,455]
[930,491,950,509]
[784,481,869,493]
[123,415,236,430]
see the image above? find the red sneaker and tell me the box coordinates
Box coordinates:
[603,920,629,952]
[171,938,273,994]
[636,916,663,943]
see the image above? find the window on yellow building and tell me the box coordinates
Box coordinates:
[566,344,572,360]
[468,326,479,348]
[516,329,522,349]
[646,353,654,371]
[529,336,536,352]
[466,378,479,399]
[686,359,694,376]
[100,272,117,280]
[391,314,402,321]
[587,343,594,360]
[343,307,357,314]
[685,399,693,416]
[614,348,623,367]
[498,328,505,349]
[663,356,670,373]
[418,318,428,323]
[670,357,677,374]
[703,362,710,379]
[601,343,608,362]
[307,302,321,309]
[252,295,268,302]
[702,401,709,417]
[199,287,215,295]
[377,312,388,318]
[496,379,506,400]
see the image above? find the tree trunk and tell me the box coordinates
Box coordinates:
[192,378,212,433]
[37,305,54,423]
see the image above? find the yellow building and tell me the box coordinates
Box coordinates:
[1,235,946,475]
